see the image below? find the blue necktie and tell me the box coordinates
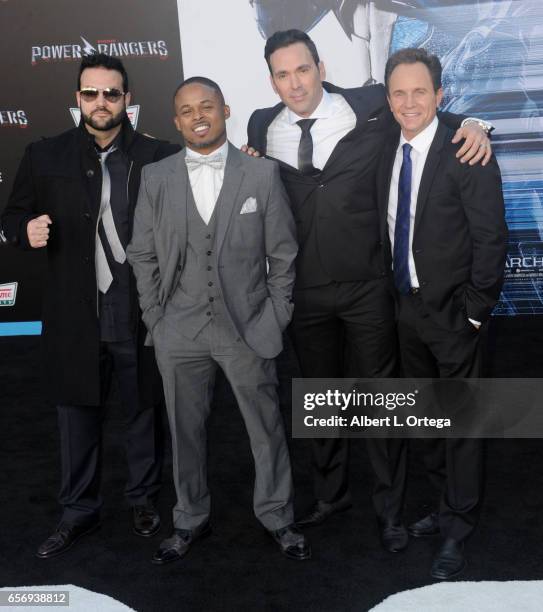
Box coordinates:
[393,143,413,294]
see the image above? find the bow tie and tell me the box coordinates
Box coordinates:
[185,153,225,171]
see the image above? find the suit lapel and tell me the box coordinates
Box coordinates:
[215,143,244,256]
[414,122,448,234]
[166,151,189,260]
[380,134,400,240]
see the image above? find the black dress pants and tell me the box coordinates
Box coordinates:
[377,292,485,541]
[57,340,163,525]
[289,279,397,505]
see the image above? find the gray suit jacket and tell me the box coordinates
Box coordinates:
[126,143,298,359]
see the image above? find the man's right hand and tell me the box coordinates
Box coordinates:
[240,144,261,157]
[27,214,52,248]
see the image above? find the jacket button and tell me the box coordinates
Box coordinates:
[86,169,94,178]
[83,256,90,263]
[208,281,213,287]
[207,251,212,256]
[421,281,428,286]
[206,311,211,316]
[206,234,211,239]
[207,265,212,271]
[83,213,91,221]
[414,248,422,254]
[82,296,91,304]
[319,183,325,188]
[209,297,214,302]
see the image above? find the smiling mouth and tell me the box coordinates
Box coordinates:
[193,123,210,135]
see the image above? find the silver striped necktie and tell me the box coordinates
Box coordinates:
[95,146,127,294]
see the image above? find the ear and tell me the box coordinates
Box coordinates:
[173,115,181,133]
[224,105,231,120]
[269,73,279,95]
[75,91,81,107]
[318,61,326,82]
[436,87,444,108]
[124,91,132,106]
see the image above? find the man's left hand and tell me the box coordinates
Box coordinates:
[451,123,492,166]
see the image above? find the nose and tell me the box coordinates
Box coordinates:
[404,93,416,108]
[289,73,302,90]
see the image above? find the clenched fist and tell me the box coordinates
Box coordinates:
[27,214,52,248]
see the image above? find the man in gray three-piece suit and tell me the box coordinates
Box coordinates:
[126,76,311,563]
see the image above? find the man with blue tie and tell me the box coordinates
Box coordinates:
[378,48,507,579]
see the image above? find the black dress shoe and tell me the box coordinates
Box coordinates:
[270,524,311,561]
[133,504,161,537]
[379,520,408,553]
[36,519,100,559]
[296,499,352,527]
[152,523,211,565]
[430,538,466,580]
[408,512,440,537]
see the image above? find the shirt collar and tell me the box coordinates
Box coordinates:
[399,116,439,155]
[286,89,333,125]
[185,139,229,161]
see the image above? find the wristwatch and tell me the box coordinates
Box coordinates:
[461,117,494,134]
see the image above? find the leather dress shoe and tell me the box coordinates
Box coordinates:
[133,504,161,537]
[296,499,352,527]
[379,520,408,553]
[36,519,100,559]
[152,523,211,565]
[408,512,440,537]
[270,524,311,560]
[430,538,466,580]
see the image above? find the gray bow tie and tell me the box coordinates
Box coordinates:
[185,153,225,171]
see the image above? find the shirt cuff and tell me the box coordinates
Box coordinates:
[468,317,481,328]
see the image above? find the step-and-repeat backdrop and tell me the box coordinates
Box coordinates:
[1,0,542,327]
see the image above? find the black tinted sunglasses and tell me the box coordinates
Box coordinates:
[79,87,125,103]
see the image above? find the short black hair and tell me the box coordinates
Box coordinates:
[78,53,129,92]
[385,47,442,93]
[264,29,320,74]
[173,76,225,105]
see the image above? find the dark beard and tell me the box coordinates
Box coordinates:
[187,129,226,151]
[82,108,126,132]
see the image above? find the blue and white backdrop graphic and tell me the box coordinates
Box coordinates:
[178,0,543,315]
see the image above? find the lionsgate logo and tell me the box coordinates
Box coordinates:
[0,283,17,307]
[0,110,28,128]
[31,35,169,65]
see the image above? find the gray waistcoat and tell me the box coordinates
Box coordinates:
[169,189,225,339]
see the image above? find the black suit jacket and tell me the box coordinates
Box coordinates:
[248,82,465,288]
[377,120,508,331]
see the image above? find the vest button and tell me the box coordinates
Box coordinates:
[207,251,212,256]
[83,212,91,221]
[207,265,212,271]
[209,297,214,302]
[86,169,94,178]
[206,311,211,316]
[208,282,213,287]
[206,234,211,239]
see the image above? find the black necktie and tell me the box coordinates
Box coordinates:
[296,119,318,175]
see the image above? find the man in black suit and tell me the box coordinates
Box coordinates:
[378,47,507,578]
[1,54,179,558]
[247,29,493,543]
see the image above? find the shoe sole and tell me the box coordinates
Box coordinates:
[151,525,211,565]
[408,528,440,538]
[35,522,101,559]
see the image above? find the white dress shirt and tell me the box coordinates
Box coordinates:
[185,140,229,225]
[266,89,356,170]
[387,116,439,289]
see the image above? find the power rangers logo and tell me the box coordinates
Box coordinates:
[0,110,28,127]
[31,36,168,64]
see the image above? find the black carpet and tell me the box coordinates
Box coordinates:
[1,317,542,612]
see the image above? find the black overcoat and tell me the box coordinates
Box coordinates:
[2,119,180,405]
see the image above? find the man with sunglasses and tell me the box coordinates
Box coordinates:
[1,53,180,558]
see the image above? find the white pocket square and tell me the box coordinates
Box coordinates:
[240,197,258,214]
